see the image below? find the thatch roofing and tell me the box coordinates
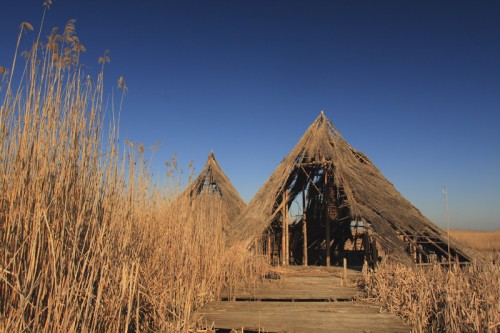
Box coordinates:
[181,152,246,234]
[228,112,475,264]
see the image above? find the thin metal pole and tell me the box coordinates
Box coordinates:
[443,186,451,262]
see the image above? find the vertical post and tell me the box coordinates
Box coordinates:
[302,187,308,266]
[412,242,417,263]
[343,258,347,282]
[364,232,370,261]
[371,239,377,265]
[284,191,289,265]
[362,260,368,276]
[324,171,331,267]
[281,211,286,266]
[325,214,330,266]
[281,191,288,266]
[267,232,272,263]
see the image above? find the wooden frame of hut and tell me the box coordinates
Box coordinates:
[229,112,475,266]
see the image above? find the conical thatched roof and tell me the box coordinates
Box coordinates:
[228,112,475,265]
[182,152,246,234]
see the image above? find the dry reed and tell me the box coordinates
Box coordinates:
[0,13,262,333]
[364,260,500,332]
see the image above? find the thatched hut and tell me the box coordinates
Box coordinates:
[229,112,475,266]
[181,151,246,236]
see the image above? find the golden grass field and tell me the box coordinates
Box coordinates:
[450,229,500,258]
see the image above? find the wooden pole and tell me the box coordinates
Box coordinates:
[281,191,288,266]
[371,239,377,264]
[343,258,347,281]
[284,191,289,265]
[364,232,370,262]
[412,242,417,263]
[281,212,286,266]
[324,171,331,267]
[267,232,272,263]
[302,187,308,266]
[325,213,330,266]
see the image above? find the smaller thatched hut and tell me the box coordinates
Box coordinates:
[180,151,246,236]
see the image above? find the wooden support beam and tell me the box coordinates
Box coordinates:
[412,243,417,263]
[269,191,290,226]
[296,161,334,167]
[267,232,272,263]
[281,191,289,266]
[300,166,323,198]
[284,190,289,265]
[343,258,347,281]
[422,235,454,259]
[326,216,330,266]
[371,239,378,263]
[281,216,286,266]
[364,232,370,262]
[402,230,458,261]
[302,187,308,266]
[324,171,331,267]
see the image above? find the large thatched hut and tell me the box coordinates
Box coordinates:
[181,151,246,236]
[228,112,475,266]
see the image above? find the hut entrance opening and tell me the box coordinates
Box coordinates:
[261,163,378,267]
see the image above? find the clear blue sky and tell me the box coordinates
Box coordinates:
[2,1,499,230]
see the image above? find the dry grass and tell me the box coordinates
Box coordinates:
[364,261,500,332]
[364,230,500,332]
[450,229,500,258]
[0,16,263,332]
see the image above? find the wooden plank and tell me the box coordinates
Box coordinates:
[198,301,410,333]
[221,275,363,301]
[200,267,408,332]
[302,188,308,266]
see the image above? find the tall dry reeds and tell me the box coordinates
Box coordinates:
[0,14,262,333]
[364,261,500,332]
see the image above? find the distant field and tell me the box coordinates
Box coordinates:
[450,229,500,257]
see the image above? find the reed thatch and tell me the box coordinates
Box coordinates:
[181,151,246,235]
[228,112,475,266]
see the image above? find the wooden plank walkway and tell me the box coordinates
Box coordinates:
[221,274,363,301]
[200,301,409,333]
[197,266,410,332]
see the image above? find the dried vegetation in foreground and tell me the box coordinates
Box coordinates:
[0,14,263,332]
[365,254,499,332]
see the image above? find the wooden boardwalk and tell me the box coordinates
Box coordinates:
[197,266,409,332]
